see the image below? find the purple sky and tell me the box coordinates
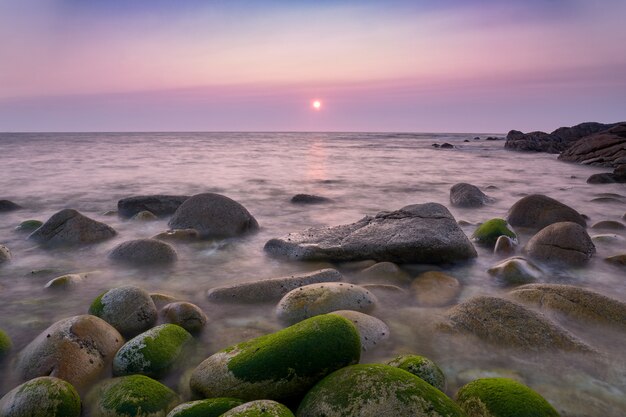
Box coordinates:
[1,0,625,132]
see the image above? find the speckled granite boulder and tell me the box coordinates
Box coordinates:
[220,400,294,417]
[0,376,81,417]
[89,285,158,337]
[28,209,116,245]
[329,310,389,352]
[523,222,595,266]
[161,302,208,333]
[506,195,586,230]
[109,238,178,265]
[386,354,446,391]
[450,183,492,208]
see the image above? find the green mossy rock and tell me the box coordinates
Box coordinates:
[387,354,446,391]
[472,219,516,247]
[0,328,11,357]
[456,378,559,417]
[87,374,179,417]
[297,364,464,417]
[221,400,294,417]
[0,376,81,417]
[89,285,158,337]
[15,219,43,232]
[166,398,244,417]
[113,324,193,378]
[190,314,361,401]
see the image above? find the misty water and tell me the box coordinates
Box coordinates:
[0,132,625,416]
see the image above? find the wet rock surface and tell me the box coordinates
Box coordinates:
[28,209,117,245]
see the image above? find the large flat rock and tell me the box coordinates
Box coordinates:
[559,123,626,167]
[264,203,477,264]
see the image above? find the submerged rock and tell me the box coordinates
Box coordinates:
[506,194,586,230]
[493,235,517,256]
[44,273,86,290]
[89,285,157,337]
[386,354,446,391]
[356,262,411,286]
[471,218,516,247]
[330,310,389,352]
[168,193,258,238]
[591,220,625,230]
[276,283,377,325]
[118,194,190,218]
[29,209,117,245]
[0,376,81,417]
[291,194,332,204]
[16,315,124,387]
[167,398,245,417]
[132,210,158,221]
[297,364,465,417]
[0,245,11,264]
[109,238,178,265]
[410,271,461,307]
[450,183,492,208]
[442,296,592,352]
[153,228,201,242]
[0,199,22,212]
[207,268,343,303]
[487,257,543,286]
[190,314,360,402]
[221,400,295,417]
[605,254,626,267]
[456,378,559,417]
[524,222,595,266]
[15,219,43,232]
[161,302,208,334]
[264,203,477,264]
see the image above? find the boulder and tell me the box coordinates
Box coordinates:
[15,219,43,232]
[290,194,332,204]
[276,283,377,325]
[264,203,477,264]
[0,328,12,357]
[206,269,342,303]
[410,271,461,307]
[0,376,81,417]
[150,293,179,308]
[493,235,516,256]
[329,310,389,352]
[117,194,190,218]
[510,284,626,330]
[506,194,586,230]
[524,222,595,266]
[471,218,516,247]
[587,172,624,184]
[355,262,411,286]
[220,400,295,417]
[0,245,11,264]
[591,220,625,230]
[161,302,208,333]
[153,229,200,242]
[297,364,465,417]
[87,375,179,417]
[0,199,22,212]
[449,183,492,208]
[456,378,559,417]
[132,210,158,221]
[16,315,124,387]
[605,254,626,267]
[166,398,245,417]
[109,238,178,265]
[386,354,446,391]
[487,257,543,286]
[559,123,626,167]
[44,273,86,290]
[89,286,158,337]
[440,143,454,149]
[113,324,193,378]
[168,193,258,238]
[28,209,117,245]
[442,296,592,352]
[190,314,360,402]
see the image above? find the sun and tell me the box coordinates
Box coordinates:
[312,100,322,110]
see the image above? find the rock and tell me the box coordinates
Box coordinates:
[109,239,178,265]
[0,328,11,357]
[132,210,158,221]
[290,194,332,204]
[207,269,343,303]
[386,354,446,391]
[161,302,208,333]
[0,200,22,212]
[487,257,542,286]
[190,314,360,402]
[410,271,461,307]
[510,284,626,330]
[153,229,201,242]
[493,235,516,256]
[559,122,626,167]
[431,143,440,148]
[355,262,411,286]
[442,296,591,352]
[89,285,158,337]
[167,398,245,417]
[329,310,389,352]
[450,183,492,208]
[0,376,81,417]
[464,139,470,142]
[264,203,477,264]
[44,273,85,290]
[506,194,586,230]
[15,219,43,232]
[440,143,454,148]
[87,375,179,417]
[118,194,190,218]
[276,283,377,325]
[16,315,124,387]
[486,136,502,141]
[591,220,626,230]
[591,233,623,243]
[471,218,516,247]
[0,245,11,264]
[151,293,179,308]
[587,172,624,184]
[113,324,193,378]
[221,400,295,417]
[28,209,117,245]
[474,136,480,140]
[456,378,559,417]
[605,254,626,267]
[297,364,465,417]
[168,193,258,238]
[524,222,595,266]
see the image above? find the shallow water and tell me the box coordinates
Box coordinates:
[0,132,625,415]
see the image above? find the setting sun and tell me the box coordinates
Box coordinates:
[312,100,322,110]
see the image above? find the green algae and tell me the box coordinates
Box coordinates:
[221,400,295,417]
[89,291,107,317]
[15,219,43,232]
[0,376,81,417]
[0,328,11,357]
[456,378,559,417]
[472,219,516,247]
[166,398,245,417]
[387,354,446,391]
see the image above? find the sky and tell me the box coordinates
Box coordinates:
[0,0,625,132]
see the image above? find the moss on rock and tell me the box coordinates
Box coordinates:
[166,398,244,417]
[455,378,559,417]
[387,354,446,391]
[220,400,294,417]
[190,314,361,401]
[298,364,464,417]
[0,376,81,417]
[472,219,516,247]
[15,219,43,232]
[88,374,179,417]
[114,324,193,378]
[0,328,11,357]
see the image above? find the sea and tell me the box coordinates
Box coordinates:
[0,132,625,415]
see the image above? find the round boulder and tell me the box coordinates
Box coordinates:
[0,376,81,417]
[386,354,446,391]
[109,238,177,266]
[162,302,208,334]
[329,310,389,352]
[221,400,294,417]
[450,183,492,208]
[410,271,461,307]
[166,398,245,417]
[168,193,258,238]
[297,364,465,417]
[487,257,543,286]
[276,283,377,325]
[89,285,158,337]
[591,220,625,230]
[506,194,586,230]
[132,210,158,221]
[356,262,411,286]
[524,222,595,266]
[493,235,516,256]
[28,209,117,245]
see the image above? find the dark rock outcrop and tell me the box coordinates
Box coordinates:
[118,195,190,218]
[28,209,117,245]
[559,123,626,167]
[505,122,620,153]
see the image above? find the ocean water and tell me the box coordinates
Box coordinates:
[0,132,625,415]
